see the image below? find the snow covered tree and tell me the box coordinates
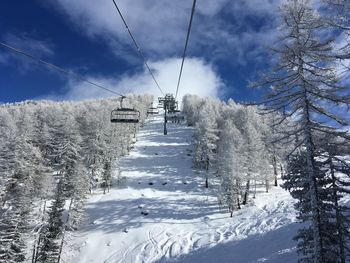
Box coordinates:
[36,179,66,263]
[68,164,89,230]
[315,134,350,262]
[0,94,151,262]
[76,109,104,193]
[217,118,244,216]
[233,107,270,204]
[182,96,275,212]
[0,208,27,262]
[47,113,82,198]
[282,146,350,263]
[256,0,350,261]
[193,99,219,188]
[182,95,205,126]
[0,137,39,262]
[261,111,292,188]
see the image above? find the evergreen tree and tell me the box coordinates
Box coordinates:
[0,137,37,262]
[257,0,350,261]
[0,95,152,261]
[217,119,244,216]
[36,180,65,263]
[194,100,219,188]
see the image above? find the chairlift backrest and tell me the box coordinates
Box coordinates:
[111,108,140,123]
[147,107,159,115]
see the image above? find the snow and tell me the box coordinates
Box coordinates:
[63,115,299,263]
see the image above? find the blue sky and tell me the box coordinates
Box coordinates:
[0,0,282,103]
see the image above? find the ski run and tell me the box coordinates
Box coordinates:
[63,115,298,263]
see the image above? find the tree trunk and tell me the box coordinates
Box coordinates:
[243,179,250,205]
[303,96,324,262]
[280,163,284,182]
[273,155,278,186]
[103,181,106,194]
[32,200,47,263]
[33,235,42,263]
[57,199,73,263]
[205,159,209,188]
[253,178,256,199]
[32,236,38,263]
[265,179,269,193]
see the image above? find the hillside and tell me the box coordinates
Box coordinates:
[63,115,298,263]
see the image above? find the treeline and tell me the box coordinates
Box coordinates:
[182,95,288,215]
[184,0,350,262]
[0,94,152,262]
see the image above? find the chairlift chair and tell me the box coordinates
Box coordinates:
[110,96,140,123]
[167,109,180,114]
[166,111,184,123]
[147,107,159,115]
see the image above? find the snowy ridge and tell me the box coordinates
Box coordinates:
[63,115,298,263]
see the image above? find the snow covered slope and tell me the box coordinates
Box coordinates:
[64,115,299,263]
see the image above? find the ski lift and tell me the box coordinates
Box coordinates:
[167,100,179,114]
[166,111,184,123]
[147,107,159,115]
[110,96,140,123]
[167,108,180,114]
[158,94,178,112]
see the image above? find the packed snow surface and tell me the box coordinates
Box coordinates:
[64,116,298,263]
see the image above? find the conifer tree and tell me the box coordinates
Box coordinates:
[193,99,219,188]
[257,0,350,261]
[36,179,65,263]
[217,119,244,216]
[0,137,37,262]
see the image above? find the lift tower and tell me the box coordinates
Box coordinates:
[158,94,178,135]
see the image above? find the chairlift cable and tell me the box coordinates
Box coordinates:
[0,41,124,97]
[175,0,197,100]
[111,0,165,96]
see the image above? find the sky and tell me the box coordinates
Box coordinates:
[0,0,284,104]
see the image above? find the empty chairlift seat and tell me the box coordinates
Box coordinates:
[147,107,159,115]
[110,108,140,123]
[166,111,185,122]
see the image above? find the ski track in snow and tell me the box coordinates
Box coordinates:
[64,116,299,263]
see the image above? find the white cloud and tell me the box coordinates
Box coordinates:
[49,0,193,57]
[48,0,282,64]
[0,33,55,72]
[43,57,224,102]
[36,0,283,102]
[3,33,54,58]
[229,0,282,16]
